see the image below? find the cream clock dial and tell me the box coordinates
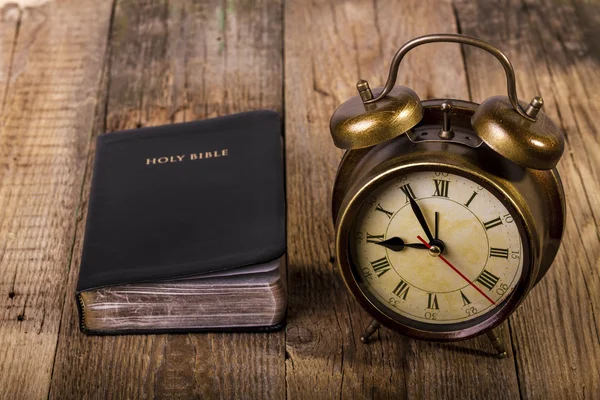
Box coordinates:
[352,170,524,325]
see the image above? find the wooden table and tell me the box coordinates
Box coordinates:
[1,0,599,398]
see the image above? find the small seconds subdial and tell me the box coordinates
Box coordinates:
[352,170,524,325]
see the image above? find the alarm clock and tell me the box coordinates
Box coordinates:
[330,34,565,358]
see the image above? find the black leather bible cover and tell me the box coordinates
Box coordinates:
[76,110,285,292]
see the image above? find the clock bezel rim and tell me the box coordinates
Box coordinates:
[335,160,536,341]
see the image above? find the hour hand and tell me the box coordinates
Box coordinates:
[376,237,428,252]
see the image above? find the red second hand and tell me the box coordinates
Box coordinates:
[417,235,496,305]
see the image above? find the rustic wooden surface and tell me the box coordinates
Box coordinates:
[0,0,598,398]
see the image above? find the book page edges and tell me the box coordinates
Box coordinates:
[78,275,285,333]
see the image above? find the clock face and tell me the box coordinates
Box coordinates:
[350,169,525,329]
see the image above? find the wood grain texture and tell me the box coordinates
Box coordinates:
[284,1,520,399]
[0,1,113,398]
[0,4,19,114]
[454,0,600,398]
[48,0,285,399]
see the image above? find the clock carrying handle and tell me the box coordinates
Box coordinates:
[365,34,537,121]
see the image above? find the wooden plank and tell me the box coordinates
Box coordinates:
[0,4,20,114]
[453,0,600,398]
[0,1,114,399]
[48,0,285,398]
[284,0,520,398]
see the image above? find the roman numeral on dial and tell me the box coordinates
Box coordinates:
[483,217,503,230]
[427,293,439,310]
[399,183,416,203]
[366,233,384,243]
[392,280,410,300]
[370,256,391,277]
[433,179,449,197]
[375,203,394,219]
[489,247,509,258]
[465,191,478,207]
[460,291,471,306]
[476,269,500,291]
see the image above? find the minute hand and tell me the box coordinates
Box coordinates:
[408,196,434,243]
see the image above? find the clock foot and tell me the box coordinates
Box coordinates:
[360,319,381,344]
[486,328,508,359]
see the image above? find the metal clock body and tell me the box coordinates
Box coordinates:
[329,35,566,354]
[332,99,565,342]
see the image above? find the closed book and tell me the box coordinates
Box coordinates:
[76,110,286,334]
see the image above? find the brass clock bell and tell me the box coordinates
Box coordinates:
[330,34,565,357]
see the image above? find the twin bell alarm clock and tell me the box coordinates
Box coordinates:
[329,34,565,357]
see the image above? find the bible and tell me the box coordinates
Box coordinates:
[76,110,286,334]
